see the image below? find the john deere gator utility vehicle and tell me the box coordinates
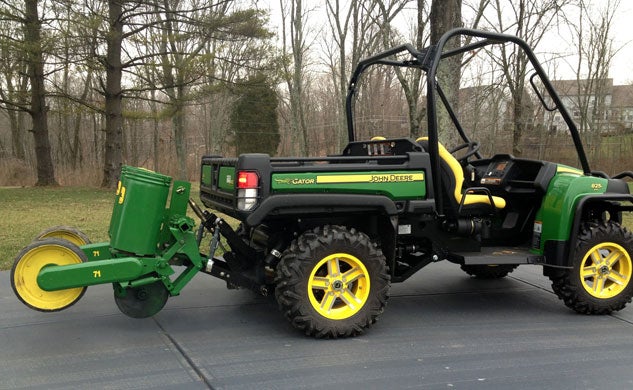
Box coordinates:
[11,28,633,338]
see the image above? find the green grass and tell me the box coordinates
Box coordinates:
[0,187,114,270]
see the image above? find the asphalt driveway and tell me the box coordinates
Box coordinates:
[2,262,633,389]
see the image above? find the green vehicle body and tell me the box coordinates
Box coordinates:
[533,171,606,251]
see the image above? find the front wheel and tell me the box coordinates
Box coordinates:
[550,221,633,314]
[275,225,390,338]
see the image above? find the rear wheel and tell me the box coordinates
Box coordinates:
[275,225,390,338]
[550,221,633,314]
[35,225,91,246]
[461,264,518,279]
[11,238,87,311]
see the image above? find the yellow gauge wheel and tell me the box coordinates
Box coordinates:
[579,242,632,299]
[11,239,87,311]
[307,253,371,320]
[35,225,91,246]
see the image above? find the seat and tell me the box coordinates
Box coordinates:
[416,137,506,213]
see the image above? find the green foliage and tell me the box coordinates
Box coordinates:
[230,73,280,156]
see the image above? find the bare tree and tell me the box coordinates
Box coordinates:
[0,8,29,161]
[429,0,462,143]
[484,0,569,156]
[569,0,619,135]
[279,0,310,155]
[24,0,58,185]
[324,0,383,149]
[99,0,125,187]
[375,0,428,137]
[0,0,58,184]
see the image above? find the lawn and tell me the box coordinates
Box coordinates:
[0,186,114,270]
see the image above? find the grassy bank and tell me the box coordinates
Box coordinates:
[0,187,113,270]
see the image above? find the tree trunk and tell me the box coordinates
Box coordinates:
[24,0,57,186]
[280,0,309,155]
[7,108,26,160]
[150,89,160,172]
[70,71,92,169]
[430,0,462,142]
[172,92,187,180]
[101,0,124,188]
[2,73,28,160]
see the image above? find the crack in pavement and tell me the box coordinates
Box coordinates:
[153,317,215,389]
[510,274,633,327]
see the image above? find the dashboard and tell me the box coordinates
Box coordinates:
[480,160,513,186]
[471,154,556,194]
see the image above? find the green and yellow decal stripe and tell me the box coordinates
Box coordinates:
[272,170,426,200]
[316,173,424,184]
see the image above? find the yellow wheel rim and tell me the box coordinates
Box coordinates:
[307,253,370,320]
[580,242,632,299]
[39,230,88,246]
[13,244,85,311]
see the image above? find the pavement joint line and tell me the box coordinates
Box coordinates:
[152,317,215,389]
[508,274,556,295]
[509,275,633,327]
[611,313,633,326]
[389,286,533,299]
[160,300,269,312]
[0,313,124,330]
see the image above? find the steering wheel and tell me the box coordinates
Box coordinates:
[449,141,480,165]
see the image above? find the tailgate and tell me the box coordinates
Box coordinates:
[200,155,238,212]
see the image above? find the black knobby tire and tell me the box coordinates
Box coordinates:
[461,264,518,279]
[550,221,633,314]
[274,225,390,338]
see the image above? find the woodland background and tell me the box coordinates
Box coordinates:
[0,0,627,187]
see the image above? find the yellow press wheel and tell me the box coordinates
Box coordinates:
[11,238,88,312]
[35,225,91,246]
[550,221,633,314]
[275,225,390,338]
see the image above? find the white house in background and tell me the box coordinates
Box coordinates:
[611,85,633,132]
[546,78,633,134]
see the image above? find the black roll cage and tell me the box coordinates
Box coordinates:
[345,28,591,216]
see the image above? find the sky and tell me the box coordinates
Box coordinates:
[543,0,633,85]
[600,1,633,84]
[263,0,633,85]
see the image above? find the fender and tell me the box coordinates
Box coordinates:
[245,193,400,227]
[541,193,633,268]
